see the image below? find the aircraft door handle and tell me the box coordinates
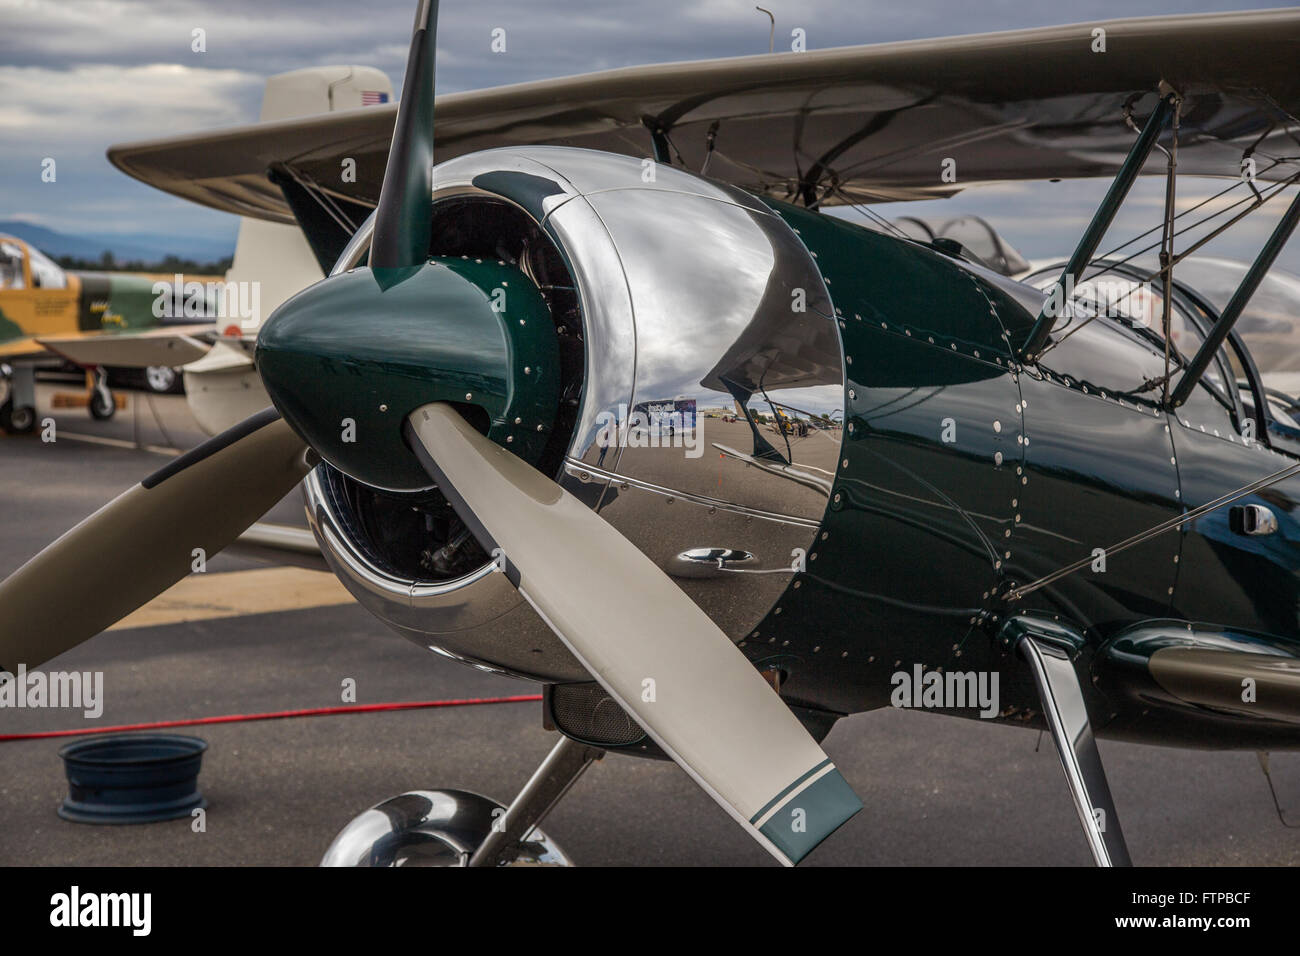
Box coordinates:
[1229,504,1277,536]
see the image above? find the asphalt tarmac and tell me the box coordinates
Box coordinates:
[1,386,1299,866]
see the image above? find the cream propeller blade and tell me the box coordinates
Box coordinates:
[405,402,862,865]
[0,409,311,671]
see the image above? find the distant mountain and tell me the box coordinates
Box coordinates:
[0,220,235,265]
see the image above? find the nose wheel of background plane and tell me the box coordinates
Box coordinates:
[0,363,36,434]
[89,368,116,421]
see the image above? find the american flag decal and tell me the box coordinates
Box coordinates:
[360,91,389,106]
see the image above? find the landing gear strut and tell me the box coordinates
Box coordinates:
[88,367,116,421]
[1017,630,1132,866]
[468,735,603,867]
[0,363,36,434]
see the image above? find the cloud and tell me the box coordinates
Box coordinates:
[0,0,1292,261]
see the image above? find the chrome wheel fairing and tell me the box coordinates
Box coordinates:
[319,790,572,867]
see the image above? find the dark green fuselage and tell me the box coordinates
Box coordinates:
[741,200,1300,750]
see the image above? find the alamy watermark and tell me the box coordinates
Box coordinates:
[890,664,999,718]
[0,664,103,718]
[152,275,261,330]
[1041,275,1156,321]
[593,402,703,459]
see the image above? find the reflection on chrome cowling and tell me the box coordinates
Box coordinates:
[304,147,845,675]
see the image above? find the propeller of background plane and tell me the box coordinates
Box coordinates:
[0,0,861,865]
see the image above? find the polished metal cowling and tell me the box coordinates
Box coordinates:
[305,147,845,680]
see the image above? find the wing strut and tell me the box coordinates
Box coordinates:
[1169,187,1300,407]
[1020,91,1177,361]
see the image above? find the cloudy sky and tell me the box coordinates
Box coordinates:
[1,0,1295,271]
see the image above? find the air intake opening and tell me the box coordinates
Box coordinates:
[319,196,584,583]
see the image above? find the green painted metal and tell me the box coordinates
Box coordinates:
[104,274,167,330]
[747,198,1039,716]
[1020,93,1176,360]
[369,0,438,270]
[754,765,863,864]
[256,257,559,491]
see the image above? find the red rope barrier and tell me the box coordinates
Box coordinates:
[0,694,543,742]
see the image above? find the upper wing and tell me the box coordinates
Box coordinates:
[108,10,1300,222]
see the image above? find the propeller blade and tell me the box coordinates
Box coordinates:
[405,402,862,865]
[370,0,438,270]
[0,409,310,671]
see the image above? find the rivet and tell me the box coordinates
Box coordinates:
[524,366,531,374]
[994,420,1002,432]
[379,404,388,412]
[465,392,473,400]
[506,435,514,443]
[537,424,544,432]
[514,417,522,425]
[994,451,1003,466]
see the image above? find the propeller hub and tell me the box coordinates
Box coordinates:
[256,258,559,491]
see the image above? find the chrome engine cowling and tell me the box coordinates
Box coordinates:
[304,146,844,681]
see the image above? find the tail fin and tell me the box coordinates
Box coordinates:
[225,66,393,335]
